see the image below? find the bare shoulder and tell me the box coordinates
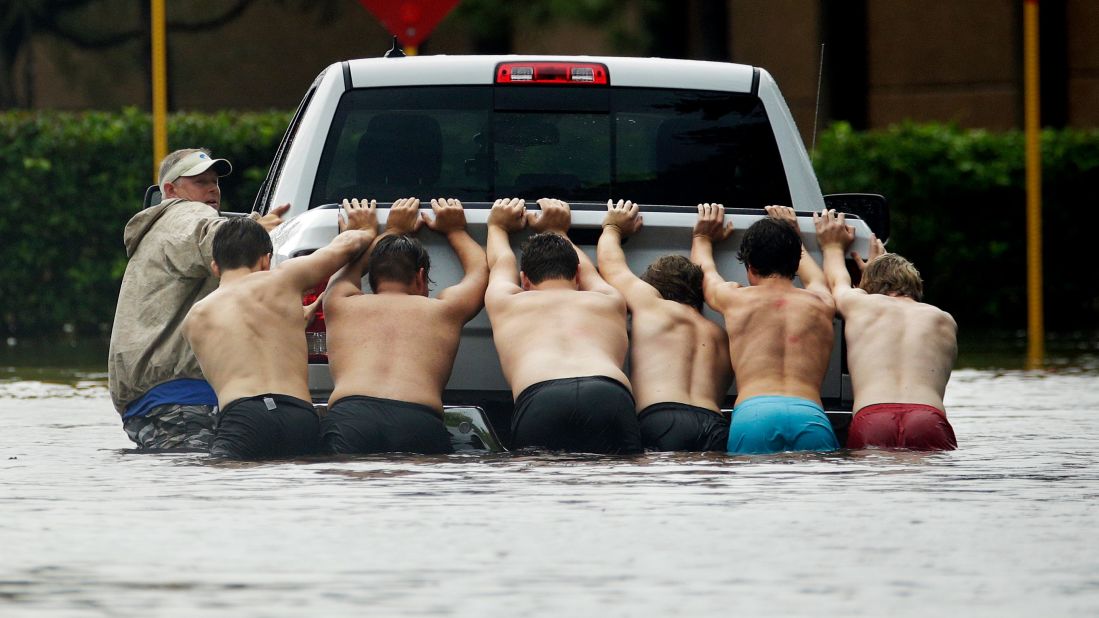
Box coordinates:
[182,293,216,333]
[923,302,958,331]
[585,288,628,314]
[712,281,741,302]
[701,310,726,334]
[833,285,868,304]
[249,272,306,309]
[325,288,372,312]
[632,297,690,327]
[189,291,218,315]
[181,302,199,330]
[658,297,695,318]
[834,286,881,316]
[792,284,834,310]
[720,284,761,308]
[485,286,520,312]
[428,293,477,323]
[773,285,831,310]
[322,291,351,312]
[713,282,750,309]
[694,309,728,345]
[561,288,619,306]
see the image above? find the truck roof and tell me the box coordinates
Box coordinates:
[346,55,758,93]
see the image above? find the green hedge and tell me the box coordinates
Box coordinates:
[814,122,1099,331]
[1,112,1096,336]
[0,108,290,337]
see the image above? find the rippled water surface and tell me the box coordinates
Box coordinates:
[2,360,1098,616]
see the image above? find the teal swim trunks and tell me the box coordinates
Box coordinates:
[727,395,839,454]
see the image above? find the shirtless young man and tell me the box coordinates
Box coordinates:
[814,209,958,450]
[486,198,642,454]
[692,203,840,454]
[183,200,378,459]
[320,197,488,455]
[597,199,732,451]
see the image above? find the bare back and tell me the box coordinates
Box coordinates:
[837,292,957,412]
[719,282,835,405]
[488,289,631,397]
[184,273,311,408]
[629,301,731,411]
[325,294,465,411]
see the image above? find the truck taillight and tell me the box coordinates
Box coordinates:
[303,283,327,363]
[495,62,609,85]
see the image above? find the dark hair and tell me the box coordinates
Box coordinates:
[368,234,431,291]
[860,253,923,301]
[641,255,704,311]
[520,232,579,285]
[212,217,272,270]
[736,218,800,279]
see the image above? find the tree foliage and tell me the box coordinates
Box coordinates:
[0,108,289,335]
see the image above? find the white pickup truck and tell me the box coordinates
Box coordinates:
[242,54,887,448]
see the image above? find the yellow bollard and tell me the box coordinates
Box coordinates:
[151,0,168,183]
[1024,0,1044,369]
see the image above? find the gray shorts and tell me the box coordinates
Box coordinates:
[122,403,218,451]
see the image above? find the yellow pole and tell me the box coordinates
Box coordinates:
[151,0,168,182]
[1024,0,1044,368]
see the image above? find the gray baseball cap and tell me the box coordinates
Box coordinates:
[160,151,232,188]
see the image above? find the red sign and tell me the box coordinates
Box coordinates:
[357,0,461,48]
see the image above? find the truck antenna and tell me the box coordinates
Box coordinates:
[811,43,824,162]
[384,36,405,58]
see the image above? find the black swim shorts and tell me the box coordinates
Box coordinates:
[210,394,320,460]
[511,376,643,455]
[638,402,730,452]
[321,395,453,455]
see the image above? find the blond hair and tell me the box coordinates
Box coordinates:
[859,253,923,301]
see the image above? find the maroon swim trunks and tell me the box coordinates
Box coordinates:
[847,403,957,451]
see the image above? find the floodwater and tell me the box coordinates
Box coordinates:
[1,345,1098,616]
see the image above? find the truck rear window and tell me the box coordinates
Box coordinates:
[311,85,791,208]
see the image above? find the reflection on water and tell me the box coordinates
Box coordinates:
[2,354,1099,616]
[0,337,109,373]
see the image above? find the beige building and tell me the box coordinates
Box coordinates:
[10,0,1096,144]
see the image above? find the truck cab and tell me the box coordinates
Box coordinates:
[250,55,886,440]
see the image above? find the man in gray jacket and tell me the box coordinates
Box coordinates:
[108,148,287,450]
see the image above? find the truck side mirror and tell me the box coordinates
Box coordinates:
[823,193,889,242]
[143,185,162,209]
